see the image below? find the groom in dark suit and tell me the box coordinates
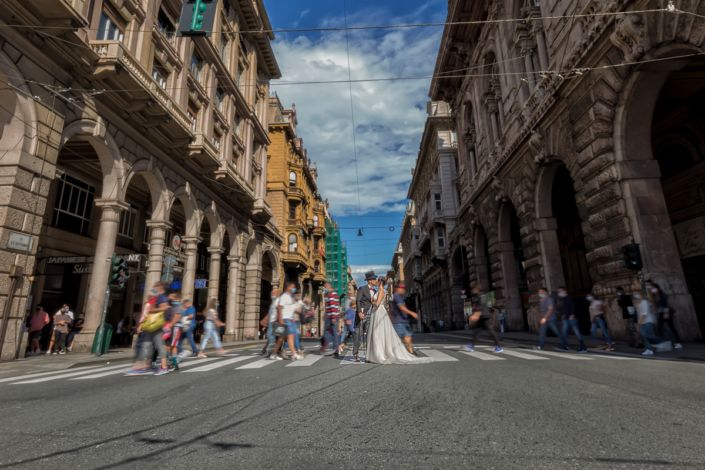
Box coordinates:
[353,270,378,362]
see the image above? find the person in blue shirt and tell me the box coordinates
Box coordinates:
[390,284,419,355]
[338,300,357,355]
[177,298,199,357]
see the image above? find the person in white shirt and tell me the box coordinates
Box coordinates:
[270,283,303,361]
[260,289,281,356]
[634,290,668,356]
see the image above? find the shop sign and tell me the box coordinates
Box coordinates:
[171,234,182,251]
[194,278,208,289]
[72,263,92,274]
[47,256,93,264]
[7,232,33,252]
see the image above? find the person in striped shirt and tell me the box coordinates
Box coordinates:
[320,282,342,357]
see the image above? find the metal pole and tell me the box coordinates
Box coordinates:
[95,284,111,357]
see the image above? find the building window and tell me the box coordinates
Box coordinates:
[213,132,222,152]
[188,102,198,132]
[289,171,297,187]
[234,114,243,139]
[288,234,298,252]
[437,227,446,249]
[97,8,125,42]
[313,237,320,250]
[313,215,319,227]
[190,52,204,81]
[152,60,168,89]
[118,206,137,239]
[157,8,175,38]
[314,261,321,273]
[288,202,297,220]
[434,193,442,211]
[52,173,95,236]
[215,87,225,112]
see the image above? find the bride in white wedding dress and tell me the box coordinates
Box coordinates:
[366,280,432,365]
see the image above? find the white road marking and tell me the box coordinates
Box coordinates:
[459,351,506,361]
[286,355,325,367]
[499,349,549,360]
[71,357,219,379]
[184,356,253,372]
[528,350,594,360]
[420,349,459,362]
[587,354,636,360]
[0,365,104,384]
[236,358,279,369]
[12,364,129,384]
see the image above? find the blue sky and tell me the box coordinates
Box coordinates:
[263,0,446,281]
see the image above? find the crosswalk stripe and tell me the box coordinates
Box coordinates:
[12,364,129,384]
[527,350,594,360]
[236,358,278,369]
[184,356,253,372]
[499,350,549,360]
[458,351,506,361]
[586,354,636,360]
[0,365,104,384]
[72,357,223,379]
[286,354,324,367]
[420,349,458,362]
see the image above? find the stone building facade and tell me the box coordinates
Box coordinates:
[430,0,705,338]
[0,0,282,359]
[404,101,461,329]
[266,95,327,325]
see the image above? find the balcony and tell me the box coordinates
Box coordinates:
[188,134,220,170]
[288,186,305,201]
[25,0,87,28]
[213,161,256,207]
[90,41,192,142]
[282,249,309,269]
[252,198,273,224]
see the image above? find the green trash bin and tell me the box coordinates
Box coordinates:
[91,323,113,355]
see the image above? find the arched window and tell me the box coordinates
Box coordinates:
[289,171,297,187]
[314,260,321,273]
[313,215,319,227]
[288,233,298,252]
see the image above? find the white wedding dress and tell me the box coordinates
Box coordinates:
[366,296,433,365]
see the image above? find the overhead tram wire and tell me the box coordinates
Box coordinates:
[342,0,364,236]
[0,6,681,36]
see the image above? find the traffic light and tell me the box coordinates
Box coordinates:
[179,0,216,36]
[110,255,129,288]
[622,243,643,271]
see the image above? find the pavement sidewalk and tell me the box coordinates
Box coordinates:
[0,339,266,379]
[428,329,705,361]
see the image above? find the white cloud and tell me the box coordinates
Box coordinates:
[270,5,443,216]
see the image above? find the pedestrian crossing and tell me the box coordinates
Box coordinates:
[0,346,643,386]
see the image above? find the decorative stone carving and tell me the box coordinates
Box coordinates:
[491,176,508,203]
[529,128,551,165]
[610,13,649,63]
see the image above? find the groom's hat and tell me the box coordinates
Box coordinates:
[364,270,378,281]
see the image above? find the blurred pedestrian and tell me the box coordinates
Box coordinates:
[649,282,683,351]
[320,282,341,357]
[27,306,49,356]
[270,283,303,361]
[338,300,356,355]
[616,286,639,348]
[588,293,615,351]
[126,282,170,376]
[49,308,71,355]
[198,299,225,358]
[535,287,568,351]
[261,289,281,356]
[634,290,669,356]
[557,287,587,352]
[178,298,199,357]
[465,288,502,353]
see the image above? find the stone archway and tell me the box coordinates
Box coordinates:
[615,48,705,339]
[242,239,263,340]
[473,224,494,293]
[497,202,528,330]
[535,162,592,331]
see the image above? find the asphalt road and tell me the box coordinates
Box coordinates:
[0,334,703,469]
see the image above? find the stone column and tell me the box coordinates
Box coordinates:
[243,258,262,340]
[144,220,171,303]
[224,255,241,341]
[207,247,223,302]
[74,200,128,350]
[522,47,536,89]
[534,29,549,71]
[181,237,199,302]
[498,241,524,330]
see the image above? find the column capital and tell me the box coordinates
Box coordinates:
[181,236,201,246]
[208,247,225,256]
[227,255,241,264]
[95,199,129,213]
[146,219,173,230]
